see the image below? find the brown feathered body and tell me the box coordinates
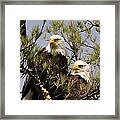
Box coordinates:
[21,47,68,100]
[65,75,89,100]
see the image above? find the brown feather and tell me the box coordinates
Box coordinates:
[65,75,89,100]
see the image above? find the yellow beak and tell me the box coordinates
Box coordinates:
[49,39,55,44]
[72,65,79,70]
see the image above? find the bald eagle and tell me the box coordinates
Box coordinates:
[21,35,68,100]
[45,35,68,75]
[65,60,91,100]
[71,60,90,83]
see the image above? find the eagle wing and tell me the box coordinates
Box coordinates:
[21,47,68,100]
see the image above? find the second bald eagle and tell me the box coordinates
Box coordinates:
[66,60,91,100]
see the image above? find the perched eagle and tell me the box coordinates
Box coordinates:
[65,60,91,100]
[21,35,68,100]
[45,35,68,75]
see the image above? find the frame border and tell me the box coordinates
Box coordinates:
[0,0,119,119]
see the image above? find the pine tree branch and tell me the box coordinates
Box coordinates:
[20,20,46,52]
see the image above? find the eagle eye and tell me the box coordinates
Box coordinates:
[54,38,60,42]
[78,65,84,68]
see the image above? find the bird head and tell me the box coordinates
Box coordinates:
[71,60,90,82]
[46,35,65,55]
[49,35,64,46]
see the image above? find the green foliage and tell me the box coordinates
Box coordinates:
[31,26,40,39]
[89,45,100,65]
[20,20,100,100]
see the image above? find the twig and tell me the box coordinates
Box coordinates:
[65,47,74,53]
[20,20,46,52]
[61,32,73,50]
[87,20,100,27]
[83,43,96,50]
[79,20,99,33]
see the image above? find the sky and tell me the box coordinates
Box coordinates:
[26,20,51,47]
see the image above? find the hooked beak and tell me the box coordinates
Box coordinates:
[72,65,80,70]
[49,39,55,44]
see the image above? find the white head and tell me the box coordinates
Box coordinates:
[71,60,90,82]
[46,35,65,55]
